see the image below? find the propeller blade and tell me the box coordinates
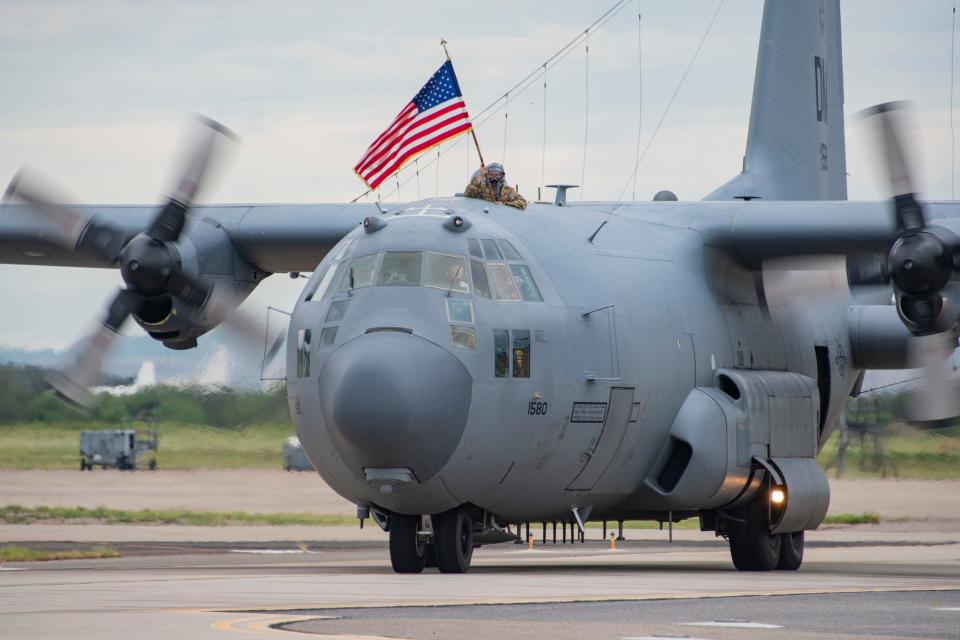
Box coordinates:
[167,269,266,349]
[166,269,213,309]
[146,115,239,242]
[905,332,960,422]
[846,254,890,287]
[46,289,143,409]
[859,101,925,233]
[4,168,129,265]
[4,168,91,247]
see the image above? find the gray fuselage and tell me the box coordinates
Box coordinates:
[287,197,858,523]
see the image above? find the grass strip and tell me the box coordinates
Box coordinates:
[0,504,356,527]
[822,511,881,525]
[0,544,119,562]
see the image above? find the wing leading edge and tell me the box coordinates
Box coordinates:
[0,202,377,274]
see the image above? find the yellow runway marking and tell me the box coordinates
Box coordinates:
[231,583,960,614]
[212,613,377,637]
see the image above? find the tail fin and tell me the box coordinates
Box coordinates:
[706,0,847,201]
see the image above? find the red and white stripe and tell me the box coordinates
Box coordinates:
[355,98,473,190]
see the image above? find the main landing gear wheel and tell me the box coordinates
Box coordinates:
[433,507,474,574]
[389,514,426,574]
[727,493,781,571]
[777,530,804,570]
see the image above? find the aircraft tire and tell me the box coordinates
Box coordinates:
[433,507,473,574]
[423,542,438,568]
[776,531,804,570]
[389,514,425,574]
[727,493,781,571]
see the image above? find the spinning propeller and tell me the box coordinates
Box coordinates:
[4,116,269,409]
[861,102,960,420]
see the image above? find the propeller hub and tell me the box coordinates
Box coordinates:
[889,232,951,296]
[119,233,179,296]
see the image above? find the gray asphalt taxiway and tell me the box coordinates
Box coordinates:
[2,533,959,640]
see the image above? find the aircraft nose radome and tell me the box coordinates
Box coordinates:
[318,331,472,483]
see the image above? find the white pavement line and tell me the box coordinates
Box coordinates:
[621,637,713,640]
[681,621,783,629]
[228,549,316,554]
[0,567,27,571]
[931,607,960,611]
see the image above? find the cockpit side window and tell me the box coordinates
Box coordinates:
[307,264,342,301]
[325,300,350,323]
[493,330,509,378]
[487,263,522,301]
[511,329,531,377]
[508,264,543,302]
[470,260,492,299]
[423,253,469,293]
[296,329,312,378]
[376,251,423,286]
[303,265,328,302]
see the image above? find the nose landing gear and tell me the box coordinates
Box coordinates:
[388,514,426,573]
[387,506,475,574]
[432,507,474,574]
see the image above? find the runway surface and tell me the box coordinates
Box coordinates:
[2,535,959,639]
[4,470,960,521]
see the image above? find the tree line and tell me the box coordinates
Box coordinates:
[0,363,289,427]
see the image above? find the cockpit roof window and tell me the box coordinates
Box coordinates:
[480,239,502,261]
[376,251,422,286]
[468,238,484,259]
[423,252,469,293]
[329,237,357,262]
[497,239,523,261]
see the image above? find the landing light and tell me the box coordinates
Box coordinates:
[770,487,786,505]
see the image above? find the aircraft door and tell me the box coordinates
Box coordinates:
[566,386,635,491]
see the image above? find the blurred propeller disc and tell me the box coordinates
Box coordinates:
[858,101,960,421]
[761,256,850,307]
[5,116,244,408]
[906,332,960,422]
[45,289,144,409]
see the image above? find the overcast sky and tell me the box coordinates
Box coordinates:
[1,0,958,351]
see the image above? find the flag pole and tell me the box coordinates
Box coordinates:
[441,38,485,167]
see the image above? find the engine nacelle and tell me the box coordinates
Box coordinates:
[638,369,820,512]
[131,217,265,349]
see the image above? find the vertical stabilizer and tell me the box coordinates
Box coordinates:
[706,0,846,201]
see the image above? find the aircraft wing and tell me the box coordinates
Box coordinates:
[695,200,920,264]
[0,202,377,273]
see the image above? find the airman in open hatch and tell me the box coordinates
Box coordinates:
[464,163,527,210]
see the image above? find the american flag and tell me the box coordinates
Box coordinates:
[355,60,473,190]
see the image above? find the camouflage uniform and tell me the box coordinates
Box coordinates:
[464,175,527,210]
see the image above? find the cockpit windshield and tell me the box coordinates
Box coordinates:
[303,238,543,303]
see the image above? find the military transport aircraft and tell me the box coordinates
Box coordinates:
[2,0,958,574]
